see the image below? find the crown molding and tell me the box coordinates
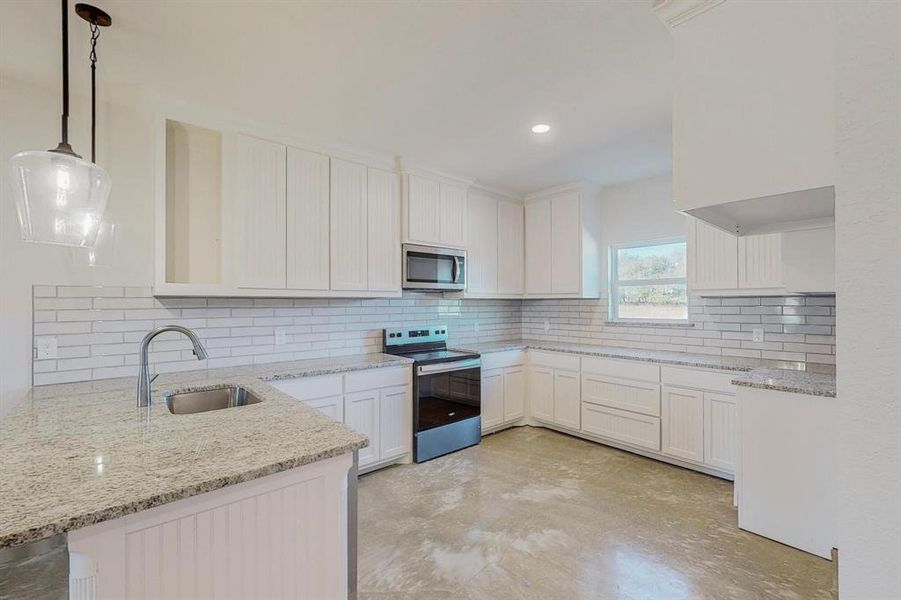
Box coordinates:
[652,0,725,28]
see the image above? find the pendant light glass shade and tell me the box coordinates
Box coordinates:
[8,150,111,247]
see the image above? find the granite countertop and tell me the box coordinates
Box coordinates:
[0,353,412,550]
[454,339,770,372]
[455,339,836,397]
[730,367,837,397]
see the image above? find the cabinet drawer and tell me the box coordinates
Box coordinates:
[344,366,410,393]
[581,356,660,382]
[581,403,661,451]
[480,350,526,370]
[660,366,737,394]
[581,374,661,417]
[269,375,342,401]
[529,350,580,371]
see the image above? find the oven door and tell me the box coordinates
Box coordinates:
[403,244,466,291]
[414,358,480,433]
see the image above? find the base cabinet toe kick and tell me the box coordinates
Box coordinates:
[66,454,354,600]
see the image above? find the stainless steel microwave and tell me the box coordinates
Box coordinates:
[402,244,466,291]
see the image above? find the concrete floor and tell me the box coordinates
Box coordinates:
[357,426,834,600]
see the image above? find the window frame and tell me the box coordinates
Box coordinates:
[608,236,688,323]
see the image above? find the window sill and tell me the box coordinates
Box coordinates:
[604,320,695,329]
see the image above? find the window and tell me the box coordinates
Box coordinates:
[610,238,688,321]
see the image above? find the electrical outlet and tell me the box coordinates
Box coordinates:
[544,320,550,333]
[752,328,764,343]
[274,331,288,345]
[36,337,58,360]
[474,322,480,333]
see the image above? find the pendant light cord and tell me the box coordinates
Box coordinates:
[60,0,70,147]
[89,21,99,162]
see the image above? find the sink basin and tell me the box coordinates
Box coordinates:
[165,385,263,414]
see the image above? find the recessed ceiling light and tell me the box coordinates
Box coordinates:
[531,124,551,134]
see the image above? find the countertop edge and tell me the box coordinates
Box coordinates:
[730,378,837,398]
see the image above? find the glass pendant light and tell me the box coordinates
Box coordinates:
[7,0,112,247]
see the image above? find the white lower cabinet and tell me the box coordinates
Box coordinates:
[270,366,412,472]
[553,370,581,430]
[306,394,343,422]
[480,352,527,434]
[661,386,705,463]
[503,367,525,421]
[581,403,661,451]
[481,369,504,432]
[345,390,380,468]
[378,385,412,460]
[704,392,738,472]
[529,366,555,424]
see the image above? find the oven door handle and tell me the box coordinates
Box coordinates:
[417,358,481,375]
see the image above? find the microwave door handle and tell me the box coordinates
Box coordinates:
[452,256,460,283]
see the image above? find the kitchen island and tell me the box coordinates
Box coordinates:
[0,354,411,599]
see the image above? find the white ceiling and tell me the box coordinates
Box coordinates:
[2,1,673,195]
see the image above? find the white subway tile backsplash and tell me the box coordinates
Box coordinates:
[33,286,523,384]
[522,295,835,365]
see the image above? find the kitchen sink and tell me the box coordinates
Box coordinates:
[165,385,263,414]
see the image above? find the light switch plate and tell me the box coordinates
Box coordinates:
[544,320,550,333]
[274,331,288,345]
[36,337,58,360]
[752,328,764,343]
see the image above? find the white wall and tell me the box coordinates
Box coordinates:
[597,173,686,286]
[0,75,156,414]
[834,2,901,598]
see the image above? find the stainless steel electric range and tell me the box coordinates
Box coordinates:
[383,326,481,462]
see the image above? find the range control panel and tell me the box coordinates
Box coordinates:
[384,325,448,346]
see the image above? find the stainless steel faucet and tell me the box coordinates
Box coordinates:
[136,325,209,408]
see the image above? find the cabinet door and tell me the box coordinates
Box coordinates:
[379,385,411,460]
[738,233,783,289]
[529,365,555,423]
[467,194,498,295]
[550,191,581,294]
[524,199,552,294]
[688,218,738,291]
[704,392,737,472]
[503,366,525,422]
[661,385,704,463]
[330,158,368,291]
[406,174,440,244]
[235,134,286,289]
[345,390,379,467]
[481,369,504,432]
[367,168,401,292]
[306,395,343,422]
[553,369,581,430]
[439,183,467,247]
[286,147,329,290]
[497,200,524,295]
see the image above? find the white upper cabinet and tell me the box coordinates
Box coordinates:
[405,174,440,244]
[466,192,498,296]
[687,218,738,292]
[286,147,330,290]
[524,199,551,294]
[550,192,581,294]
[669,1,835,230]
[234,134,287,289]
[688,217,788,295]
[439,183,467,247]
[524,184,601,298]
[403,172,468,248]
[497,200,524,295]
[367,167,401,293]
[738,233,783,290]
[330,158,369,291]
[782,226,835,294]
